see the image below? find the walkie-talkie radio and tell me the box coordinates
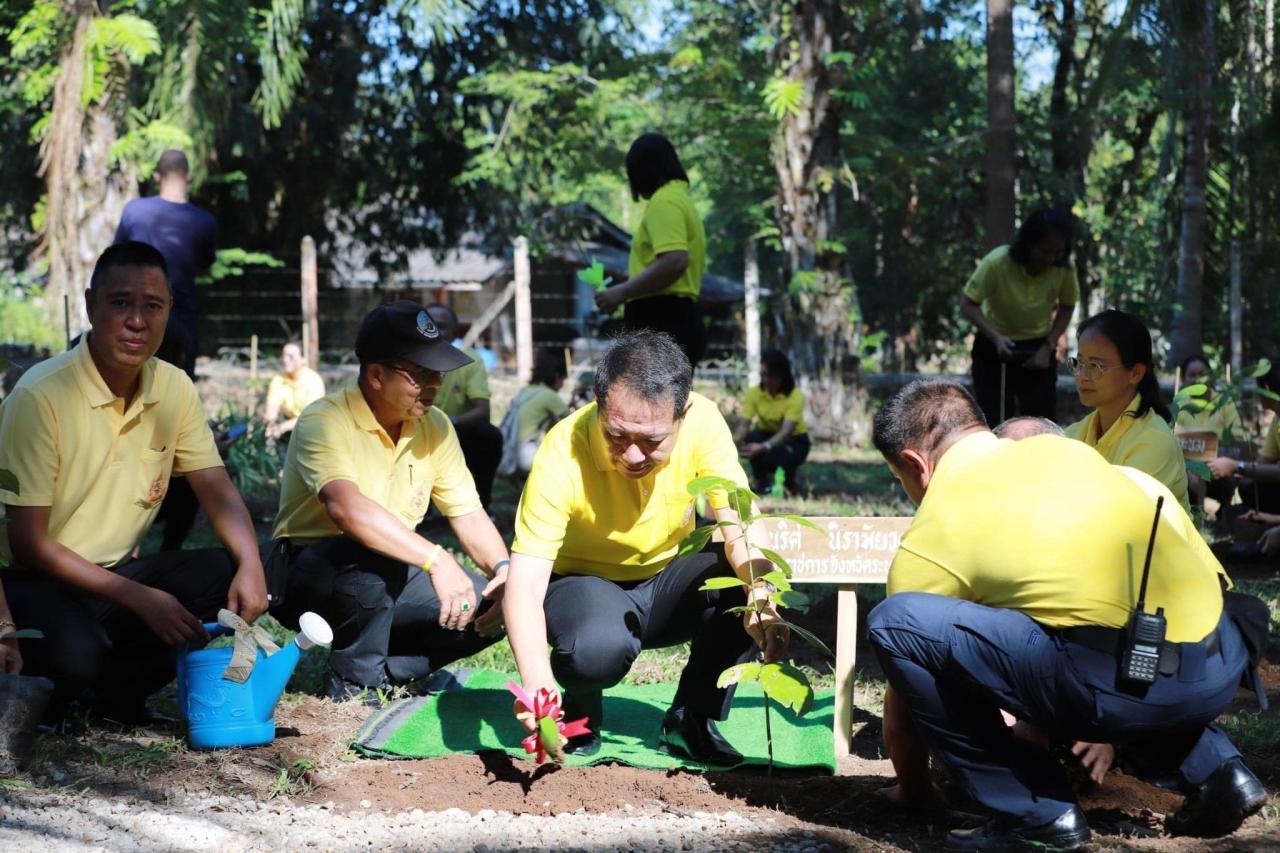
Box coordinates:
[1119,496,1167,687]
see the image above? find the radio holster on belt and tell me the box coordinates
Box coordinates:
[1117,497,1168,694]
[263,538,296,609]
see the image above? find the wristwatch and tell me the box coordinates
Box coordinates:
[1236,460,1248,475]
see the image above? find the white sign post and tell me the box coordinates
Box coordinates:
[754,516,911,758]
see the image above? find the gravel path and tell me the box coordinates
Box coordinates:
[0,792,849,852]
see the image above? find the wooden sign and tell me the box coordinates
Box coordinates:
[754,516,912,584]
[1175,429,1219,462]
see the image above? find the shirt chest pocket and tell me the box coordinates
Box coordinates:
[135,446,175,509]
[664,492,697,533]
[394,459,435,524]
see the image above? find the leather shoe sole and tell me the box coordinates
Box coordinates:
[562,731,601,757]
[947,805,1091,851]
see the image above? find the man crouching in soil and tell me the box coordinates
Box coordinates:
[868,379,1266,850]
[0,241,267,724]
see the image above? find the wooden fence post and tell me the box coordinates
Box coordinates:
[300,236,319,369]
[744,238,761,387]
[514,236,532,383]
[250,334,259,382]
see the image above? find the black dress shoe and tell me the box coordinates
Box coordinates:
[562,731,602,757]
[658,707,743,767]
[947,805,1091,851]
[1166,757,1267,837]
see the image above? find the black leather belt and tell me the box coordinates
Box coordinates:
[1059,625,1220,677]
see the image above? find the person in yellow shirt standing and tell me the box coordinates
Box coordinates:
[268,301,509,701]
[595,133,708,365]
[1065,309,1190,512]
[961,209,1078,424]
[0,242,267,723]
[264,341,326,443]
[423,303,503,509]
[503,331,788,764]
[732,349,809,495]
[867,380,1264,848]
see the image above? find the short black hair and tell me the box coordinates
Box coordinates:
[1008,208,1074,268]
[872,379,988,465]
[90,241,170,293]
[594,330,692,419]
[156,149,190,178]
[626,133,689,201]
[531,348,567,386]
[760,348,796,395]
[1177,352,1211,378]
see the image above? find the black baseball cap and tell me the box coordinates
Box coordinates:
[354,300,473,373]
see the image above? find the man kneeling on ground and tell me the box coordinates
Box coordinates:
[869,380,1266,849]
[502,330,788,763]
[0,241,267,723]
[268,301,507,701]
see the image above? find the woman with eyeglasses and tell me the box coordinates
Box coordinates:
[961,209,1079,425]
[1064,309,1190,511]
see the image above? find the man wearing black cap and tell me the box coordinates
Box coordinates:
[267,301,509,701]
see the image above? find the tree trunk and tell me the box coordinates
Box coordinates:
[38,2,137,337]
[1170,0,1216,367]
[983,0,1017,250]
[771,0,862,442]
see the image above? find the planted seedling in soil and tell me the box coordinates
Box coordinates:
[679,475,831,775]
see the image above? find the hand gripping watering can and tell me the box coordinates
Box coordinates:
[176,612,332,749]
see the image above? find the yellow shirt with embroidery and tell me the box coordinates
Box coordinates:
[266,367,326,420]
[1067,396,1190,513]
[962,245,1079,340]
[512,392,747,581]
[434,350,489,418]
[0,338,222,567]
[887,432,1225,643]
[629,180,707,302]
[273,383,481,544]
[742,386,807,436]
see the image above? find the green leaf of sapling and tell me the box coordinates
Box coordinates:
[699,576,748,591]
[758,662,814,715]
[716,661,763,688]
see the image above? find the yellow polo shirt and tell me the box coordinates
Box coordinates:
[629,180,707,302]
[0,338,222,568]
[887,432,1225,643]
[434,350,489,418]
[266,367,326,420]
[273,383,481,544]
[512,392,747,581]
[1175,398,1243,441]
[1066,396,1190,513]
[742,386,807,436]
[962,245,1079,340]
[1262,413,1279,461]
[515,385,569,444]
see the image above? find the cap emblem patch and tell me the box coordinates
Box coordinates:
[416,310,439,339]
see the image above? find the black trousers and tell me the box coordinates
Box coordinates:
[5,549,237,717]
[744,430,811,493]
[543,544,755,729]
[970,333,1057,425]
[454,421,503,509]
[270,535,500,688]
[623,295,706,366]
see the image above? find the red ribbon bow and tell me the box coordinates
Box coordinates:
[507,681,592,764]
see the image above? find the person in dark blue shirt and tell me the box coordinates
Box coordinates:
[114,149,216,377]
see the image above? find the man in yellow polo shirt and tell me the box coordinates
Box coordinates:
[503,331,788,764]
[867,380,1264,849]
[264,341,325,442]
[423,303,502,509]
[0,241,267,724]
[269,301,508,701]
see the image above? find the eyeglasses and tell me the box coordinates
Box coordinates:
[380,362,439,388]
[1067,356,1117,380]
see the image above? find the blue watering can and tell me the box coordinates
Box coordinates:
[176,612,332,749]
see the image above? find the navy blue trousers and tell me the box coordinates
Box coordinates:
[868,592,1247,825]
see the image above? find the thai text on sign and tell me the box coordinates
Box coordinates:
[1174,429,1218,462]
[755,516,912,584]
